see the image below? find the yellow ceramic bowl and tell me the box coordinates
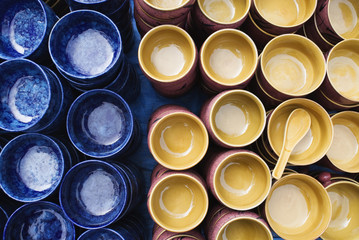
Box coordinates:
[214,151,271,210]
[217,217,273,240]
[268,98,333,165]
[201,29,258,87]
[254,0,316,28]
[138,25,196,82]
[328,0,359,39]
[265,174,332,240]
[149,112,208,170]
[261,34,326,96]
[326,111,359,173]
[210,90,266,147]
[144,0,191,11]
[327,39,359,102]
[148,173,208,232]
[322,179,359,240]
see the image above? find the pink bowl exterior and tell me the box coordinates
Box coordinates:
[316,0,343,45]
[150,164,171,184]
[192,1,248,35]
[303,14,334,52]
[309,90,358,111]
[153,224,205,240]
[205,204,269,240]
[320,76,359,106]
[137,0,195,20]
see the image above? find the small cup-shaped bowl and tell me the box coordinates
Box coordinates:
[0,0,58,61]
[268,98,333,166]
[67,89,134,158]
[60,160,129,229]
[4,201,75,240]
[326,111,359,173]
[138,25,198,97]
[148,105,208,170]
[0,133,64,202]
[67,0,126,15]
[195,0,250,32]
[324,39,359,105]
[259,34,326,99]
[200,90,266,148]
[138,0,195,20]
[200,29,258,93]
[206,150,271,211]
[322,179,359,240]
[252,0,316,34]
[153,224,205,240]
[49,10,123,83]
[78,228,123,240]
[148,170,208,232]
[265,174,332,240]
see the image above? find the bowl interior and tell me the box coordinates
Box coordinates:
[210,91,266,147]
[67,90,133,158]
[265,174,332,240]
[0,134,64,202]
[327,111,359,172]
[261,34,325,96]
[60,161,127,228]
[145,0,189,10]
[4,202,75,240]
[198,0,250,24]
[139,26,195,82]
[150,113,208,170]
[0,0,46,59]
[217,217,272,240]
[201,30,257,85]
[328,0,359,39]
[327,40,359,101]
[254,0,316,27]
[150,174,208,232]
[214,152,271,210]
[49,10,122,78]
[322,181,359,240]
[268,99,333,165]
[0,60,51,131]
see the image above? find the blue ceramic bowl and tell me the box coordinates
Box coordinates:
[67,89,135,158]
[0,59,65,133]
[49,10,123,83]
[78,228,124,240]
[0,133,64,202]
[4,201,75,240]
[0,0,58,61]
[0,206,8,238]
[67,0,127,15]
[59,160,129,229]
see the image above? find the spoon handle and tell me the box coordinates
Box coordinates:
[272,148,292,180]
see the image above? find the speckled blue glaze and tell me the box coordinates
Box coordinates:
[49,10,123,83]
[0,133,64,202]
[66,89,135,158]
[0,0,58,62]
[3,201,75,240]
[59,160,129,229]
[77,228,124,240]
[68,0,127,16]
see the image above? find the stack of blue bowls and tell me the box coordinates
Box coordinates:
[65,0,135,53]
[49,10,140,102]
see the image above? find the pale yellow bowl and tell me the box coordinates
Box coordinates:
[261,34,326,96]
[200,29,258,87]
[327,39,359,102]
[144,0,191,11]
[149,112,208,170]
[326,111,359,173]
[254,0,316,28]
[197,0,250,24]
[214,151,271,210]
[322,179,359,240]
[148,173,208,232]
[265,174,332,240]
[268,98,333,166]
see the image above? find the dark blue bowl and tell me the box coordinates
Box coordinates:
[0,0,58,62]
[4,201,75,240]
[68,0,127,15]
[77,228,124,240]
[0,133,65,202]
[49,10,123,83]
[66,89,135,158]
[59,160,129,229]
[0,206,8,238]
[0,59,64,133]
